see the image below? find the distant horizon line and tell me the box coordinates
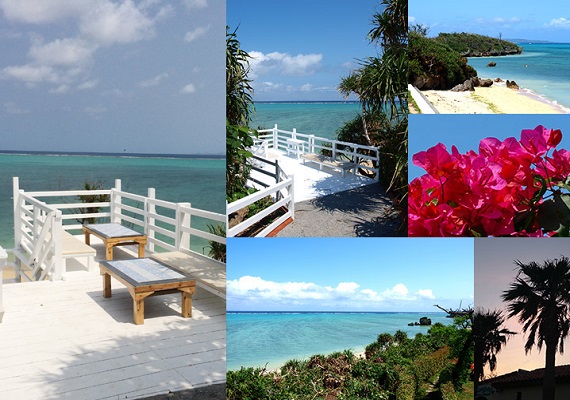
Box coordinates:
[0,149,225,160]
[255,100,360,104]
[228,311,448,314]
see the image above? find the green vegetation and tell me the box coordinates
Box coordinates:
[227,318,473,399]
[408,30,521,91]
[76,180,110,224]
[434,32,522,57]
[337,0,408,233]
[226,26,255,201]
[205,223,226,262]
[408,31,477,90]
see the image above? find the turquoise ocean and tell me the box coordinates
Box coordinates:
[227,311,451,371]
[467,43,570,110]
[0,153,225,254]
[251,101,362,140]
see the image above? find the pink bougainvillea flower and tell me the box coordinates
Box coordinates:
[408,126,568,237]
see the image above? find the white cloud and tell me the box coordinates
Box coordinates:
[227,276,433,307]
[546,17,570,29]
[183,0,208,9]
[50,84,69,94]
[180,83,196,94]
[3,102,30,115]
[249,50,323,79]
[409,16,416,23]
[80,0,156,44]
[382,283,410,299]
[416,289,435,299]
[1,64,57,83]
[335,282,360,293]
[139,72,169,87]
[0,0,94,24]
[184,25,210,43]
[300,83,313,92]
[0,0,171,89]
[474,16,521,25]
[29,38,95,67]
[77,79,98,90]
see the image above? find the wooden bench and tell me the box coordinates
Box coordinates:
[301,153,356,178]
[62,230,97,273]
[150,251,225,299]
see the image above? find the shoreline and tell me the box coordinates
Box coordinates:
[420,79,570,114]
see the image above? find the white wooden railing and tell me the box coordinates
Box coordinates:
[0,245,7,322]
[226,164,294,237]
[12,177,225,281]
[257,124,380,181]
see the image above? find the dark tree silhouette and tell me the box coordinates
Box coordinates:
[502,257,570,400]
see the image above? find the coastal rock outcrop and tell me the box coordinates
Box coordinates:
[494,78,504,82]
[506,80,520,90]
[450,77,493,91]
[450,78,475,92]
[413,75,446,90]
[487,61,497,67]
[408,317,432,326]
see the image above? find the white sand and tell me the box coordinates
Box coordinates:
[422,81,569,114]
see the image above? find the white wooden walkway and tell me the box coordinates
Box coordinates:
[251,149,376,203]
[0,244,226,399]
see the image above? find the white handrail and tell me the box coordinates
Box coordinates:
[12,177,226,281]
[0,246,7,322]
[227,176,294,237]
[255,124,380,181]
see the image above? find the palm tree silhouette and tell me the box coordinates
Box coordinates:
[473,309,516,386]
[501,257,570,400]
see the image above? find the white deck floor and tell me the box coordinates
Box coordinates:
[0,241,226,400]
[251,149,377,203]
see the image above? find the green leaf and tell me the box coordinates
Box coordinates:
[537,200,562,232]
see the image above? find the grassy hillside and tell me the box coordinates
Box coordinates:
[435,32,523,57]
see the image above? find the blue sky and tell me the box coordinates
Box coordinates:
[227,0,380,101]
[0,0,224,155]
[409,114,570,181]
[476,238,570,375]
[227,238,474,312]
[410,0,570,42]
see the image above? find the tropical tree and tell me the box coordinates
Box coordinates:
[226,26,255,199]
[502,257,570,400]
[473,309,516,385]
[337,0,408,232]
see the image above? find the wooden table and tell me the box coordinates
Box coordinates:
[83,223,147,260]
[99,258,196,325]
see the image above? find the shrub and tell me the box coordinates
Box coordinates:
[440,381,458,400]
[408,31,477,90]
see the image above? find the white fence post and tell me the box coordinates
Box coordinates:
[273,124,278,150]
[289,174,295,219]
[0,246,7,323]
[309,135,315,154]
[176,203,191,251]
[147,188,155,252]
[292,128,296,140]
[111,179,122,224]
[12,177,21,249]
[51,211,63,281]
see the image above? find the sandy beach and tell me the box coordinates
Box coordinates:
[421,81,570,114]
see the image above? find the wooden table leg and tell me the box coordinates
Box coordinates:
[133,292,153,325]
[103,272,112,298]
[180,287,195,318]
[137,241,145,258]
[84,231,90,245]
[105,243,113,260]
